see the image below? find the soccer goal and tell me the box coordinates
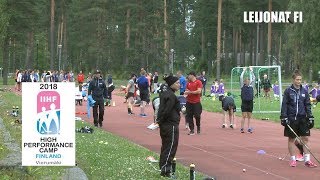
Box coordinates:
[230,66,282,113]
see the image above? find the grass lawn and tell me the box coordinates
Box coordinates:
[0,83,207,179]
[1,77,319,179]
[75,121,207,179]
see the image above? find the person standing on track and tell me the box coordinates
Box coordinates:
[177,70,186,95]
[240,67,255,133]
[157,75,180,178]
[185,71,203,135]
[280,69,317,168]
[88,70,108,127]
[126,74,136,115]
[137,70,149,117]
[219,95,236,129]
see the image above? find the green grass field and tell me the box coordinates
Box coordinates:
[0,81,207,179]
[0,78,319,179]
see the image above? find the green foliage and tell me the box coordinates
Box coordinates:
[0,0,319,83]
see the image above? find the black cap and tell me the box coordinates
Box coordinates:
[164,75,179,87]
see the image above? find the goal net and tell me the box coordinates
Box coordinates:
[230,66,282,113]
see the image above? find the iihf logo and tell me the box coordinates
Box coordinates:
[36,91,61,134]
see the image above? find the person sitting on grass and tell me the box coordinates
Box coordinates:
[210,79,219,99]
[217,79,225,97]
[272,81,280,101]
[219,94,236,129]
[303,80,309,92]
[309,84,319,107]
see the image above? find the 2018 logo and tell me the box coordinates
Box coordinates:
[36,91,60,134]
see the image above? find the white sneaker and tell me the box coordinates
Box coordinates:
[185,123,190,130]
[296,154,304,162]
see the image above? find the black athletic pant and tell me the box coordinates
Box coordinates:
[92,98,104,126]
[186,102,202,132]
[159,124,179,174]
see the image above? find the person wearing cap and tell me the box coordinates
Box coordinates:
[88,70,108,127]
[185,71,203,135]
[219,95,236,128]
[157,75,180,178]
[126,74,136,115]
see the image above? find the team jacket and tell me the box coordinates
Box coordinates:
[222,96,236,111]
[281,84,313,120]
[157,85,181,126]
[88,77,108,100]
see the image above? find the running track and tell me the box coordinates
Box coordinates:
[76,94,320,180]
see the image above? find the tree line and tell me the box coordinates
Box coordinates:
[1,0,319,85]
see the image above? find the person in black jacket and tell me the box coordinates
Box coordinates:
[280,69,317,168]
[157,75,180,178]
[261,74,272,101]
[88,70,108,127]
[219,95,236,129]
[240,67,255,133]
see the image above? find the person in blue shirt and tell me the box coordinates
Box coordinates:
[136,70,149,117]
[177,71,186,95]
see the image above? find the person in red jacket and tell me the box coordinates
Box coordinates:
[77,70,85,85]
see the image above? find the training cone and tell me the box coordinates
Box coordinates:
[257,149,266,155]
[112,101,116,106]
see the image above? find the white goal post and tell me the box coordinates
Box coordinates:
[230,65,282,113]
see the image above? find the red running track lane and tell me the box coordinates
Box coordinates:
[76,94,320,180]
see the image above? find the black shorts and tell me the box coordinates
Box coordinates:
[241,100,253,112]
[140,91,149,102]
[126,92,134,99]
[223,106,236,112]
[284,118,310,138]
